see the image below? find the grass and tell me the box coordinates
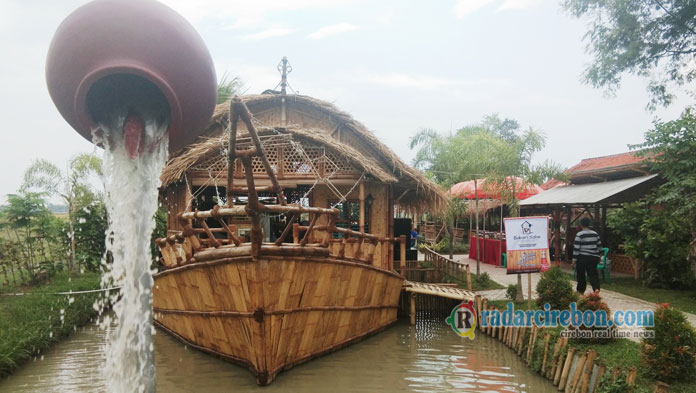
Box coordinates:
[487,299,536,310]
[0,271,102,378]
[569,338,696,393]
[439,271,504,291]
[565,273,696,315]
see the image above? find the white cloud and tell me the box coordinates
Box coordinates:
[160,0,357,29]
[497,0,543,12]
[454,0,543,17]
[307,23,359,39]
[242,26,295,40]
[364,72,507,90]
[454,0,495,18]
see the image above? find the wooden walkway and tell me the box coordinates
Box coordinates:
[402,281,476,301]
[401,280,477,325]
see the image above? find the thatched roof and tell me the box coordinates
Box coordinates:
[161,93,448,214]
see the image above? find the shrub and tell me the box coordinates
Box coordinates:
[506,284,518,301]
[641,304,696,382]
[574,292,614,343]
[596,370,630,393]
[476,272,491,286]
[608,201,694,289]
[536,266,578,310]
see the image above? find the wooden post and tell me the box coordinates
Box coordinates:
[409,293,416,326]
[466,264,472,291]
[399,235,406,275]
[292,223,300,244]
[558,347,575,389]
[475,295,482,331]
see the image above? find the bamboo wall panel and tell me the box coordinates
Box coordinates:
[312,182,389,269]
[153,255,402,384]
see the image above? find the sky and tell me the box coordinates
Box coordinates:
[0,0,690,202]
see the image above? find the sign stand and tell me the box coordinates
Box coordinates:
[504,216,550,309]
[528,273,532,309]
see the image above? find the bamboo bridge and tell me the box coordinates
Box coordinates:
[399,247,477,325]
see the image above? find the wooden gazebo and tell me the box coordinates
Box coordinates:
[158,92,448,270]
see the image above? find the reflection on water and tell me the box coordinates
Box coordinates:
[0,317,554,393]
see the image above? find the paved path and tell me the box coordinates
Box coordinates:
[450,255,696,340]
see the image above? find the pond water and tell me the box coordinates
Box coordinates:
[0,315,555,393]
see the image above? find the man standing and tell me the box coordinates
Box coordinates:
[573,217,602,294]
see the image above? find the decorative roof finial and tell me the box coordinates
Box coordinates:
[277,56,293,96]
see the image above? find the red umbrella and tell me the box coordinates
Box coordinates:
[449,180,478,199]
[449,177,543,200]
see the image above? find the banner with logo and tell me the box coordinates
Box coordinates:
[504,216,549,274]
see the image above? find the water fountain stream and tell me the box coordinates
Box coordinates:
[96,113,169,392]
[45,1,217,391]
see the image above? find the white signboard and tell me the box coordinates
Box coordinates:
[504,216,549,274]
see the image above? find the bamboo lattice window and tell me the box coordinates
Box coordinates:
[189,136,360,177]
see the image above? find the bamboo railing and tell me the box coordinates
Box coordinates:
[422,247,471,290]
[157,97,406,273]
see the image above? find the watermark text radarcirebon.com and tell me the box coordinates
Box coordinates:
[480,302,654,329]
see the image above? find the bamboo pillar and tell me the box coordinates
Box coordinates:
[580,350,598,393]
[558,347,575,389]
[593,364,606,392]
[626,367,637,393]
[565,205,572,261]
[601,206,607,247]
[359,181,365,233]
[567,352,587,393]
[554,207,562,263]
[541,333,551,372]
[399,235,406,274]
[527,326,538,363]
[475,295,482,331]
[517,327,526,355]
[292,223,300,244]
[409,293,416,325]
[481,299,488,333]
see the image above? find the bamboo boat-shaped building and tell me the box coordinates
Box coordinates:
[153,82,447,384]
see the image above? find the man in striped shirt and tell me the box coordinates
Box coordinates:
[573,217,602,294]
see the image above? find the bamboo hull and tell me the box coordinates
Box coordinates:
[152,255,403,385]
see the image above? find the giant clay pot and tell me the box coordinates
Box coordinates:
[46,0,217,153]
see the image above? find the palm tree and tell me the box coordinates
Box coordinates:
[21,153,102,271]
[216,74,245,104]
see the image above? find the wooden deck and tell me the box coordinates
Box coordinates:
[402,281,476,301]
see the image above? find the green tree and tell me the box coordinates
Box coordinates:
[608,201,692,288]
[21,153,102,272]
[564,0,696,109]
[410,115,564,279]
[632,109,696,276]
[5,192,51,277]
